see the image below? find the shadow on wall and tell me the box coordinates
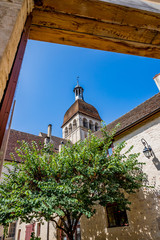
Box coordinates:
[80,189,160,240]
[152,148,160,171]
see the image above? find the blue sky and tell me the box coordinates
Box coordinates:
[11,39,160,138]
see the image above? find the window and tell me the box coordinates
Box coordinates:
[65,127,68,138]
[95,123,98,131]
[89,120,93,130]
[69,124,72,134]
[83,118,88,128]
[73,119,77,130]
[17,229,21,240]
[37,223,41,237]
[106,204,128,228]
[58,221,81,240]
[8,222,16,237]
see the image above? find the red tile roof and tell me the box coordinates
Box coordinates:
[95,92,160,139]
[4,129,67,162]
[62,99,102,127]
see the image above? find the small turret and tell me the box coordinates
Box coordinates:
[73,77,84,101]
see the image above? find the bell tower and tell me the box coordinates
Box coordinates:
[62,79,102,143]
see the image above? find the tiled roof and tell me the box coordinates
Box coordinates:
[62,99,102,127]
[95,92,160,139]
[4,129,67,162]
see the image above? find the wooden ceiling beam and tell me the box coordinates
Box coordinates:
[29,0,160,58]
[30,9,160,45]
[34,0,160,29]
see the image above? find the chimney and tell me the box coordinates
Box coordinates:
[153,74,160,91]
[59,141,64,152]
[47,124,52,138]
[44,124,52,146]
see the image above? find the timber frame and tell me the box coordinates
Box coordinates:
[1,0,160,166]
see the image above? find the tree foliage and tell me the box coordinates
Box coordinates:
[0,128,146,240]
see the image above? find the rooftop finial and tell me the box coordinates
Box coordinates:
[77,76,79,86]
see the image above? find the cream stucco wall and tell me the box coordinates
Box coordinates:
[81,114,160,240]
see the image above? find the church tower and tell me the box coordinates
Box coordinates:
[62,81,102,143]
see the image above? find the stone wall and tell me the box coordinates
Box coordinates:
[0,0,33,102]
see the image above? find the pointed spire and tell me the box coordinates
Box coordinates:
[73,77,84,101]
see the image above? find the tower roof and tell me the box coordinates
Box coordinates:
[62,99,102,127]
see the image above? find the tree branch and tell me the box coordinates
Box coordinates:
[50,217,68,235]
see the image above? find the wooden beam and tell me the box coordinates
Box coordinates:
[29,2,160,58]
[31,9,160,44]
[30,24,160,58]
[0,15,32,148]
[34,0,160,29]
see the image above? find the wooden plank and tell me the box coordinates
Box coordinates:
[29,0,160,58]
[31,9,160,45]
[30,25,160,58]
[35,0,160,30]
[0,15,32,148]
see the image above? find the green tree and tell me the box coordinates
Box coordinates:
[0,128,146,240]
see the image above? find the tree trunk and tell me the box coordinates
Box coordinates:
[68,233,74,240]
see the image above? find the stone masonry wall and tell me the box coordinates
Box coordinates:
[0,0,33,102]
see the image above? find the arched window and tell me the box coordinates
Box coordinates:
[69,124,72,134]
[83,118,88,128]
[58,221,81,240]
[65,127,68,137]
[89,120,93,130]
[73,119,77,130]
[95,123,98,131]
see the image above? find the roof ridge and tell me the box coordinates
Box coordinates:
[94,92,160,137]
[109,92,160,124]
[10,129,41,138]
[11,129,65,141]
[119,92,160,116]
